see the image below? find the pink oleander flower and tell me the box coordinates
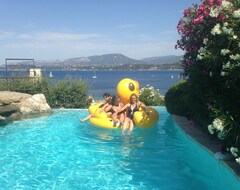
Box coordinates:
[176,0,240,165]
[176,0,239,75]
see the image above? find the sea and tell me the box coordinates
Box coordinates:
[46,70,183,99]
[1,70,183,100]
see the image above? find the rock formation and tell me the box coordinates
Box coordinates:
[0,91,52,126]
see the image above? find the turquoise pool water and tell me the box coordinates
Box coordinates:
[0,107,239,190]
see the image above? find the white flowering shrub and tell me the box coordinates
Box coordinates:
[207,118,227,139]
[139,85,164,106]
[176,0,240,163]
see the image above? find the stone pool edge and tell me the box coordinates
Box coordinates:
[172,114,240,179]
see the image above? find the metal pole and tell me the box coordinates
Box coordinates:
[5,58,8,90]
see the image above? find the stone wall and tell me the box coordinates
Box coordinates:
[0,91,52,126]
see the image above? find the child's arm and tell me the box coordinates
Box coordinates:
[99,103,109,113]
[115,103,129,114]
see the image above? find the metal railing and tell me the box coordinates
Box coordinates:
[4,58,35,90]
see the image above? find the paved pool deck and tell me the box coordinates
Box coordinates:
[172,114,240,179]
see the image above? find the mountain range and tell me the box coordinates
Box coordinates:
[2,54,183,71]
[34,54,182,67]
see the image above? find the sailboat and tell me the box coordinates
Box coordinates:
[49,71,53,78]
[92,70,97,79]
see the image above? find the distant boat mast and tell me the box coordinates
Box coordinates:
[92,67,97,79]
[49,71,53,78]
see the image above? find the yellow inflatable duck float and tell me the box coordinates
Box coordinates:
[88,78,159,129]
[89,101,119,129]
[117,78,159,129]
[116,78,140,105]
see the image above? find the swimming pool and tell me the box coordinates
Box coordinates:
[0,107,239,189]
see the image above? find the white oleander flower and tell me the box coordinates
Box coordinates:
[223,22,228,27]
[230,147,239,157]
[212,118,224,131]
[236,157,240,164]
[233,9,240,18]
[221,49,230,56]
[203,38,208,45]
[197,47,208,60]
[232,35,237,40]
[198,47,206,54]
[221,0,233,9]
[197,54,203,60]
[208,124,214,134]
[222,27,233,35]
[230,54,240,60]
[210,8,219,17]
[211,23,221,35]
[223,61,231,69]
[160,95,164,100]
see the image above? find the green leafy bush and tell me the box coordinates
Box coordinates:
[139,85,164,106]
[0,78,50,95]
[0,77,90,109]
[165,80,190,117]
[48,78,89,108]
[176,0,240,162]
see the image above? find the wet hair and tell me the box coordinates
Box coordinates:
[111,95,119,106]
[103,92,111,97]
[130,93,138,102]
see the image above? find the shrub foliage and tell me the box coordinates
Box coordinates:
[167,0,240,163]
[0,77,90,109]
[139,85,165,106]
[165,80,190,117]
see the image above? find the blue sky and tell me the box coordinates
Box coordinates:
[0,0,200,63]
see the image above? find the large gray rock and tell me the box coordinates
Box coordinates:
[0,91,52,125]
[19,94,51,114]
[0,91,31,105]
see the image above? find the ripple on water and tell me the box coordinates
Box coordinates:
[0,108,239,189]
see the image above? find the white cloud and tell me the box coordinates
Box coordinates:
[0,31,104,41]
[0,30,182,62]
[33,32,103,41]
[0,31,17,39]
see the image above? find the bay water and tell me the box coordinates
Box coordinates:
[44,70,183,99]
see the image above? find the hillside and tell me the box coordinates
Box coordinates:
[141,55,183,64]
[1,54,183,70]
[34,54,145,67]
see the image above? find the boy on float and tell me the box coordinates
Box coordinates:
[80,92,112,122]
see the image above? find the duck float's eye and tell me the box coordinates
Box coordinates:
[117,78,140,105]
[128,83,135,91]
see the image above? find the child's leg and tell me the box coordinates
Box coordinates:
[119,113,125,124]
[80,114,92,122]
[122,118,130,134]
[127,120,134,135]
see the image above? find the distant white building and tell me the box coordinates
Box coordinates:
[29,68,42,78]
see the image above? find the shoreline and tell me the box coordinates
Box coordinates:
[172,114,240,179]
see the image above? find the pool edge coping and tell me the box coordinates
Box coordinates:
[172,114,240,180]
